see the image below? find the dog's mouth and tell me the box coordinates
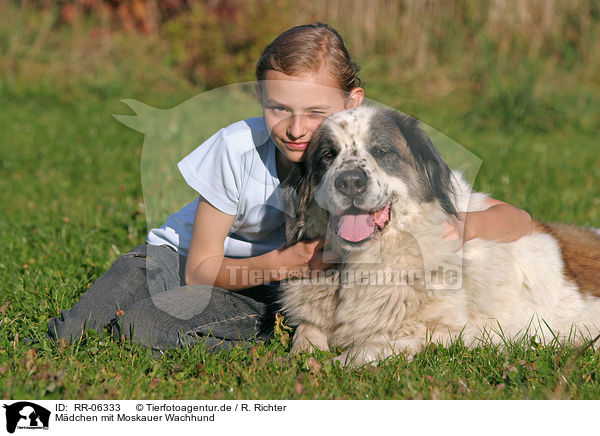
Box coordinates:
[330,201,391,244]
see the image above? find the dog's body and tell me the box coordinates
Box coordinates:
[279,105,600,366]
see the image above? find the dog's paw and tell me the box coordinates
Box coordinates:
[290,338,319,354]
[330,351,354,367]
[329,350,374,368]
[290,324,329,354]
[388,338,424,360]
[329,342,417,367]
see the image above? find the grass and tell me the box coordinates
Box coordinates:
[2,3,600,400]
[2,77,600,399]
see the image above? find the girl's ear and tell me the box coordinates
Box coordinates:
[345,87,364,109]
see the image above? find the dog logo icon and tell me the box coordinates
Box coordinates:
[3,402,50,433]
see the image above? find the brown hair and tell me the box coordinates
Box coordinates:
[255,22,364,93]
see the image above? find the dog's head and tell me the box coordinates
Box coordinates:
[284,105,457,252]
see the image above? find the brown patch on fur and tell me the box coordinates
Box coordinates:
[534,219,600,297]
[532,219,551,234]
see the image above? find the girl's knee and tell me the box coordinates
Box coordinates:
[109,299,185,349]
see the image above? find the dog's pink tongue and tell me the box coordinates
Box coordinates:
[336,214,375,242]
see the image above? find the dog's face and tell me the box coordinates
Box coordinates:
[287,105,457,253]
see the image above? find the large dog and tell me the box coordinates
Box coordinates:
[279,105,600,366]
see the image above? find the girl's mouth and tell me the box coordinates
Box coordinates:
[284,141,309,150]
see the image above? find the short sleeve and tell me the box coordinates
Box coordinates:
[177,129,240,216]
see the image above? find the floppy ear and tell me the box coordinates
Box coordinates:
[391,111,458,216]
[280,162,310,243]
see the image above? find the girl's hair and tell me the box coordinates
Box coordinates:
[255,22,364,92]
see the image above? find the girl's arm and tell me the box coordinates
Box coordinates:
[185,197,332,290]
[444,198,533,243]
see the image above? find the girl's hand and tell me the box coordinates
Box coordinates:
[442,200,533,245]
[274,239,340,280]
[442,212,466,242]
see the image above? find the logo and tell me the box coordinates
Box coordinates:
[3,402,50,433]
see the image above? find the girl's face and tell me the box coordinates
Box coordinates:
[258,67,364,165]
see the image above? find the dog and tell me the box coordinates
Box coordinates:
[279,105,600,366]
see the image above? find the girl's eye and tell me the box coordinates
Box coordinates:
[308,111,327,119]
[270,106,287,114]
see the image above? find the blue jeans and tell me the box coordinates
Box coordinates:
[47,244,280,352]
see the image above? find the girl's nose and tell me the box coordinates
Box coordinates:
[287,114,307,140]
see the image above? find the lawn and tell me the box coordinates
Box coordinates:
[1,2,600,400]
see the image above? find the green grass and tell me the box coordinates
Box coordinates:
[2,7,600,399]
[2,77,600,399]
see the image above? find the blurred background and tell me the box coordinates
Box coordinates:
[3,0,599,118]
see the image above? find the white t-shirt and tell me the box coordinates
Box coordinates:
[146,117,287,258]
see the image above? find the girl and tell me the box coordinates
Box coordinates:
[48,23,533,352]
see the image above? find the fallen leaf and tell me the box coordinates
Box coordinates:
[274,312,293,347]
[457,379,468,394]
[25,348,36,370]
[306,357,321,375]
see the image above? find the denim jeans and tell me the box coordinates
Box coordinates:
[47,244,280,352]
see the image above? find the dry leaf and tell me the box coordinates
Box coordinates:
[274,312,293,347]
[306,357,321,375]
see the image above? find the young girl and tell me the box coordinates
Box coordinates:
[47,23,533,352]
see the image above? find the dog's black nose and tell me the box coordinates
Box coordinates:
[335,168,368,197]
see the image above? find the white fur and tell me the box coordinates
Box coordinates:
[280,106,600,366]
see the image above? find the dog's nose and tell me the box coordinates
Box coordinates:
[335,168,368,197]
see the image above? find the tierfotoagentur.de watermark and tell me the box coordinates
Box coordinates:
[226,265,462,289]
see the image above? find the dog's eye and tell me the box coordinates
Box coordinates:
[322,149,337,160]
[372,147,386,156]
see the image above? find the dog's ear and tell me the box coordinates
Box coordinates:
[390,110,458,216]
[280,162,309,243]
[280,130,328,243]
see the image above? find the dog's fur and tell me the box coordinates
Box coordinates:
[279,105,600,366]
